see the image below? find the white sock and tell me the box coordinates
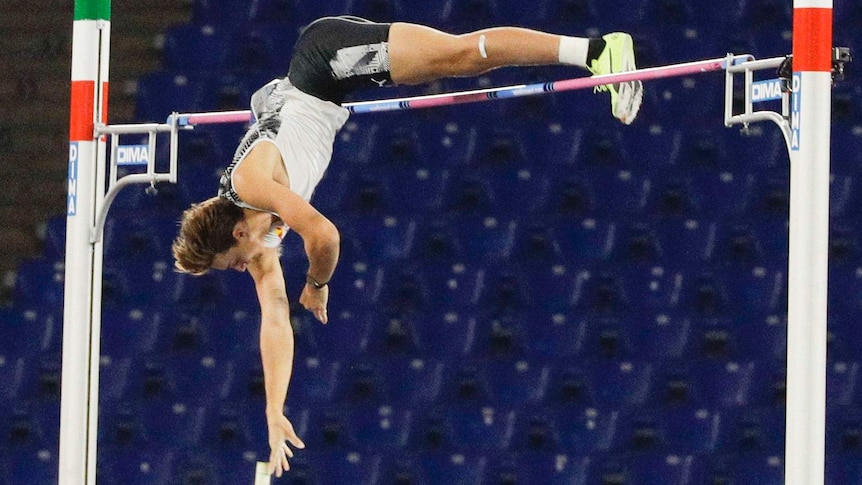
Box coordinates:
[558,36,590,68]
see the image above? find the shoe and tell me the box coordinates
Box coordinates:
[588,32,643,125]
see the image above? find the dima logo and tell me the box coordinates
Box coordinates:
[116,144,150,166]
[68,142,78,216]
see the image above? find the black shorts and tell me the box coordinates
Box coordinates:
[288,16,393,104]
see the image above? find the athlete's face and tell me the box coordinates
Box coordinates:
[211,222,265,272]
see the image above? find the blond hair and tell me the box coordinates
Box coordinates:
[172,196,244,275]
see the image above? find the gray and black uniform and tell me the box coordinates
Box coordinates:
[218,16,394,245]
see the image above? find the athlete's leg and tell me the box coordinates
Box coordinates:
[387,22,643,124]
[387,23,589,85]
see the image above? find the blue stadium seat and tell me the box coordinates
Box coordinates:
[570,267,629,315]
[437,361,492,405]
[483,359,549,407]
[510,221,563,263]
[613,407,722,453]
[627,454,705,485]
[377,356,445,407]
[283,356,342,406]
[555,218,615,263]
[2,446,59,485]
[439,173,498,215]
[827,361,861,408]
[141,401,208,447]
[724,124,787,171]
[827,406,862,455]
[589,360,654,408]
[580,315,635,359]
[441,0,504,32]
[540,174,597,218]
[335,358,389,404]
[610,222,662,263]
[312,450,384,484]
[589,169,651,217]
[345,404,413,450]
[161,24,233,72]
[616,264,683,314]
[99,402,149,446]
[42,214,66,262]
[721,407,785,453]
[524,309,587,360]
[735,312,787,361]
[0,356,30,402]
[579,125,631,170]
[411,310,478,358]
[417,120,478,168]
[445,405,516,450]
[408,215,466,262]
[415,452,488,485]
[651,78,725,132]
[13,258,64,308]
[706,453,785,485]
[827,453,862,485]
[485,452,591,484]
[480,169,549,218]
[544,365,596,407]
[476,266,530,314]
[508,413,561,453]
[324,260,384,314]
[654,218,712,264]
[226,24,299,72]
[554,405,620,454]
[97,443,175,485]
[0,306,60,360]
[136,71,216,122]
[693,360,758,408]
[101,307,164,358]
[680,270,730,317]
[633,312,692,361]
[376,168,448,215]
[723,264,787,316]
[344,214,417,264]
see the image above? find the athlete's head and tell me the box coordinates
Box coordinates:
[172,196,244,275]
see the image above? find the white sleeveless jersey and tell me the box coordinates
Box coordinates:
[219,78,350,247]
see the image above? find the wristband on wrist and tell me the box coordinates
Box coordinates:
[306,274,328,289]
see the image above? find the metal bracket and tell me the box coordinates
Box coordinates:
[89,113,183,243]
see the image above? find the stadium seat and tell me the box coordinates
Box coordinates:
[720,407,785,453]
[693,359,758,408]
[510,221,563,263]
[135,71,216,122]
[2,446,59,485]
[524,310,588,360]
[610,222,662,263]
[483,359,549,407]
[570,267,630,315]
[411,310,479,358]
[827,360,861,408]
[627,453,705,485]
[544,364,596,407]
[376,356,445,407]
[13,258,64,309]
[486,452,591,484]
[589,360,655,408]
[555,218,615,264]
[344,214,417,264]
[706,453,785,485]
[554,405,620,454]
[414,452,488,485]
[443,405,517,450]
[632,312,692,361]
[283,356,342,406]
[345,404,413,450]
[161,24,234,72]
[612,407,723,453]
[100,307,164,358]
[140,401,208,448]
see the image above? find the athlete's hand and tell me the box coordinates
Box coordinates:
[266,412,305,478]
[300,283,329,324]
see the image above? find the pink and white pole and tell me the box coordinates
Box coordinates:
[785,1,832,484]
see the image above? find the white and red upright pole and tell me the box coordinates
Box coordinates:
[785,1,832,484]
[61,0,110,483]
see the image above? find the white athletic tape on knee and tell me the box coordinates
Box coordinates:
[478,34,488,59]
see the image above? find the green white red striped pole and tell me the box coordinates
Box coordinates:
[786,1,832,484]
[61,0,110,484]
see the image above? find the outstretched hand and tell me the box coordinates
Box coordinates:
[299,284,329,324]
[266,413,305,477]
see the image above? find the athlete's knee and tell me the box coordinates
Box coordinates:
[438,34,488,76]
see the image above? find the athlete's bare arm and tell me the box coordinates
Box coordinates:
[232,141,338,323]
[247,247,305,476]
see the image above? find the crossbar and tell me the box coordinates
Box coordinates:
[172,54,760,126]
